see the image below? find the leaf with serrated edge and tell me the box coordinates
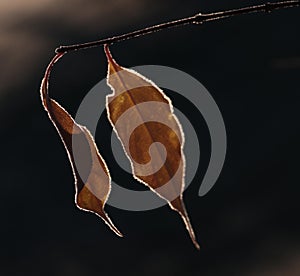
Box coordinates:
[40,53,122,237]
[104,45,199,249]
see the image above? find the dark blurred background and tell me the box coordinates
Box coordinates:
[1,0,299,275]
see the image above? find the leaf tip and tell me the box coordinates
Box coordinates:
[170,199,200,250]
[103,214,124,238]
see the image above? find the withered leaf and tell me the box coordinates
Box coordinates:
[104,45,199,249]
[40,53,122,237]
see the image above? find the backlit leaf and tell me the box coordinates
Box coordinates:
[104,45,199,249]
[40,53,122,237]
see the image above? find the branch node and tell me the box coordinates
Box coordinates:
[193,13,204,25]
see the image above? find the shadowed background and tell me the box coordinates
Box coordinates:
[0,0,300,275]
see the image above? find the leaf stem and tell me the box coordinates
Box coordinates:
[55,1,299,53]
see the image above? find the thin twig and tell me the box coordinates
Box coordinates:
[55,1,299,53]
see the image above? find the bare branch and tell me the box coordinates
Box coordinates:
[55,1,300,54]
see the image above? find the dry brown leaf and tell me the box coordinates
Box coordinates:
[104,45,199,249]
[40,53,122,237]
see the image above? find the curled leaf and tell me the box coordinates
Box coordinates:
[40,53,122,237]
[104,45,199,249]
